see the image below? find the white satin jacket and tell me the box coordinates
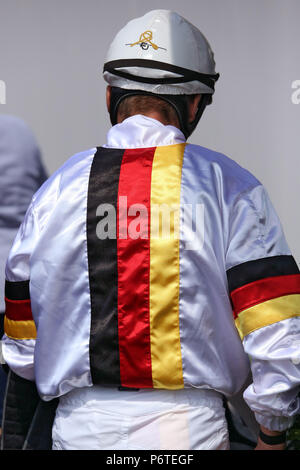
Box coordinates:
[2,115,300,431]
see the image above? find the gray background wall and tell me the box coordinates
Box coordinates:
[1,0,300,262]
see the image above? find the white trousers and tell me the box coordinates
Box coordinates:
[52,386,229,450]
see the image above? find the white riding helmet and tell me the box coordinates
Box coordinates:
[103,10,219,137]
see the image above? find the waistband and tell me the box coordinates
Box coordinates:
[58,386,224,417]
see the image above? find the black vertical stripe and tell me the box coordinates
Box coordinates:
[87,147,125,385]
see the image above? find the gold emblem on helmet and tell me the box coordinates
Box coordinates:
[126,31,166,51]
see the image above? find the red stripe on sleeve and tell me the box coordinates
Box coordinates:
[117,147,155,388]
[5,297,33,321]
[231,273,300,318]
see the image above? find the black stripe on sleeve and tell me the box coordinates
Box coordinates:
[86,147,125,386]
[5,280,30,300]
[226,255,300,293]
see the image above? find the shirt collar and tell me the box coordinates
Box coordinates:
[104,114,186,149]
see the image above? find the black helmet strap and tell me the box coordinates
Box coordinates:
[104,59,219,90]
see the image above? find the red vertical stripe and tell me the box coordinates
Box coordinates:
[117,147,155,388]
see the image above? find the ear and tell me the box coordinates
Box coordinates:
[106,86,112,113]
[188,94,202,123]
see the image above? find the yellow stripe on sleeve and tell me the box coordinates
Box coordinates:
[4,317,37,340]
[235,294,300,340]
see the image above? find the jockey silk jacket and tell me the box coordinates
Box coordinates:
[2,115,300,431]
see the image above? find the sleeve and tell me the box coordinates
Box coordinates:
[1,201,40,381]
[225,183,300,431]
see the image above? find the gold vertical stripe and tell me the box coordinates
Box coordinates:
[149,144,185,389]
[235,294,300,340]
